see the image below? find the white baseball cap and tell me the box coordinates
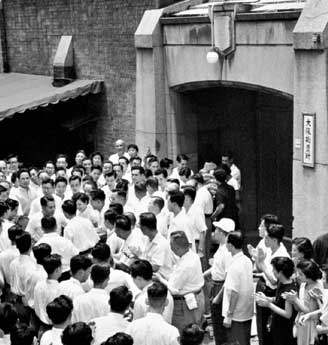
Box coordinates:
[213,218,235,233]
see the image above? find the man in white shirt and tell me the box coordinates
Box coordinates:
[40,295,73,345]
[156,231,205,332]
[26,195,67,242]
[62,199,99,253]
[221,151,241,189]
[126,281,180,345]
[89,189,107,237]
[139,212,172,279]
[35,217,79,277]
[59,254,92,300]
[148,196,169,238]
[154,168,168,194]
[108,139,130,164]
[68,175,82,197]
[131,181,149,220]
[29,178,63,216]
[219,231,254,345]
[72,264,110,323]
[101,171,116,202]
[34,254,62,326]
[130,259,173,324]
[205,218,234,345]
[170,154,193,180]
[90,286,132,345]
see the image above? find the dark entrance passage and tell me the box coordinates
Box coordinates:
[180,85,293,238]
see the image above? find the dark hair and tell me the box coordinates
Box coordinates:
[222,150,234,160]
[190,173,204,185]
[91,151,104,162]
[167,178,180,186]
[46,295,73,325]
[271,257,295,279]
[168,191,185,208]
[55,176,68,186]
[261,214,279,230]
[8,225,23,243]
[42,254,62,275]
[130,260,153,280]
[170,231,189,249]
[62,200,77,215]
[150,196,164,211]
[127,144,139,152]
[62,322,93,345]
[115,180,129,193]
[139,212,157,230]
[267,224,285,243]
[130,156,142,164]
[147,281,168,307]
[118,156,129,165]
[102,332,133,345]
[90,264,110,285]
[109,286,133,313]
[112,189,127,201]
[104,209,118,225]
[227,231,243,249]
[144,169,153,179]
[176,154,189,163]
[15,232,32,254]
[179,167,191,178]
[90,189,105,202]
[159,158,173,169]
[17,169,30,180]
[115,215,131,232]
[180,324,205,345]
[296,259,322,281]
[134,181,147,194]
[40,195,55,208]
[146,177,159,190]
[56,154,68,162]
[104,171,116,179]
[91,165,102,173]
[183,186,196,201]
[6,198,19,211]
[0,303,17,334]
[72,192,89,204]
[41,216,57,232]
[91,243,111,263]
[213,168,227,183]
[154,168,168,178]
[220,163,231,176]
[131,166,145,175]
[109,203,124,215]
[41,177,55,187]
[124,212,136,227]
[69,175,82,184]
[10,323,35,345]
[32,243,52,265]
[292,237,313,260]
[0,201,8,217]
[70,255,93,275]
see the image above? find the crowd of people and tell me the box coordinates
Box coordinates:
[0,139,326,345]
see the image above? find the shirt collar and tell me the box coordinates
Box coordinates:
[146,312,165,320]
[90,288,108,296]
[231,251,243,261]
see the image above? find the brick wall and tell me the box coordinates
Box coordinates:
[2,0,156,157]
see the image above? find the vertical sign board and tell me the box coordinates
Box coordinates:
[303,113,315,167]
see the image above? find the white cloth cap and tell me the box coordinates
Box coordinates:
[213,218,235,233]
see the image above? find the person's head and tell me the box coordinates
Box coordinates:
[41,178,55,198]
[180,324,205,345]
[90,165,102,183]
[28,167,39,185]
[56,154,68,170]
[188,173,204,189]
[139,212,157,238]
[0,302,17,335]
[104,209,118,230]
[114,215,132,240]
[124,212,136,228]
[75,150,86,166]
[41,216,57,234]
[69,175,82,194]
[109,203,124,215]
[102,333,133,345]
[131,166,145,184]
[7,154,19,173]
[40,196,56,217]
[213,168,227,184]
[6,198,19,220]
[16,231,32,254]
[112,164,123,180]
[148,196,164,216]
[8,225,23,245]
[179,167,192,183]
[226,231,243,253]
[176,154,189,170]
[170,231,190,257]
[154,168,167,189]
[91,242,111,265]
[90,264,110,288]
[55,176,67,196]
[32,243,51,265]
[118,157,129,174]
[296,259,322,283]
[55,167,67,179]
[17,169,30,188]
[130,156,142,168]
[16,215,29,231]
[271,256,295,281]
[264,224,284,249]
[110,189,127,206]
[145,177,158,196]
[46,295,73,326]
[130,259,153,289]
[70,255,93,283]
[62,200,77,219]
[73,192,89,213]
[0,160,8,175]
[0,185,8,202]
[91,151,103,167]
[183,186,196,208]
[127,144,139,158]
[62,322,93,345]
[166,180,180,195]
[45,161,55,177]
[160,157,173,172]
[213,218,235,243]
[114,139,126,155]
[105,171,117,190]
[292,237,313,263]
[146,281,168,312]
[42,254,62,279]
[82,179,97,197]
[116,179,129,193]
[167,191,184,213]
[82,158,92,175]
[89,189,105,211]
[109,286,133,314]
[10,323,35,345]
[102,160,113,175]
[258,214,279,238]
[221,150,234,168]
[134,181,147,200]
[0,201,8,219]
[148,157,159,175]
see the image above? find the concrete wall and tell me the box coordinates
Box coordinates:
[2,0,156,157]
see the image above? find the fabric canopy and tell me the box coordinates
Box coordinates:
[0,73,103,121]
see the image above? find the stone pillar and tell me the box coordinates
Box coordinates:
[293,0,328,239]
[0,1,8,72]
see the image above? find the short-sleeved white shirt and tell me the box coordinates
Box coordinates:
[211,244,232,281]
[185,204,207,241]
[59,277,85,300]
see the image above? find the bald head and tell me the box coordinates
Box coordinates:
[115,139,126,154]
